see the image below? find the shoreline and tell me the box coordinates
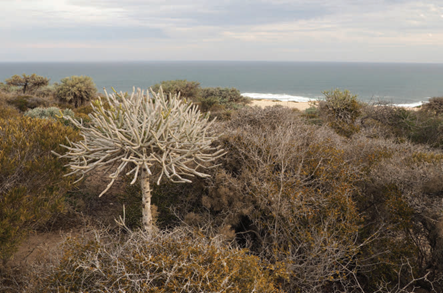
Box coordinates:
[248,99,421,111]
[249,99,314,111]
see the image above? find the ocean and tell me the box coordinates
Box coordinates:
[1,61,443,107]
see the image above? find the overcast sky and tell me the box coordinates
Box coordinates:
[1,0,443,62]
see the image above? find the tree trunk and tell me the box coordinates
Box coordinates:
[141,169,153,233]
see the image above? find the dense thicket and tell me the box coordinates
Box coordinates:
[32,228,282,293]
[151,79,251,117]
[0,113,79,263]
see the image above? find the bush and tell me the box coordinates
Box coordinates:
[34,85,56,98]
[0,116,79,263]
[55,76,97,108]
[6,95,50,112]
[5,74,49,94]
[422,96,443,115]
[362,102,443,148]
[36,228,283,292]
[163,107,441,291]
[217,111,364,292]
[151,80,201,102]
[200,87,250,112]
[0,97,20,119]
[318,89,363,137]
[24,107,75,121]
[0,82,17,93]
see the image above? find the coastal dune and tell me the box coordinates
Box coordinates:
[249,99,314,111]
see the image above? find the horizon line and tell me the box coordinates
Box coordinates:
[1,60,443,65]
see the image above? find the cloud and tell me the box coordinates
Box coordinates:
[1,0,443,62]
[4,26,167,42]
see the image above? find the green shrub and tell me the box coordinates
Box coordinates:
[0,116,79,263]
[34,85,56,98]
[0,82,17,93]
[5,74,49,94]
[55,76,97,108]
[24,107,75,121]
[318,89,362,137]
[37,228,283,292]
[151,80,201,102]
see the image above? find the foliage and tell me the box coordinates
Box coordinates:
[36,228,283,292]
[0,116,79,263]
[6,95,50,112]
[362,102,443,148]
[0,82,17,93]
[34,85,56,98]
[5,74,49,94]
[156,106,442,291]
[55,76,97,108]
[24,107,75,121]
[216,108,364,292]
[199,87,250,112]
[0,98,20,119]
[422,97,443,115]
[318,89,363,137]
[151,80,201,102]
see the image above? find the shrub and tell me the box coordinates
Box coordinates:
[6,95,50,112]
[318,89,363,137]
[217,115,364,292]
[34,85,56,98]
[362,102,443,148]
[55,76,97,108]
[0,116,79,263]
[168,107,440,291]
[0,97,20,119]
[151,80,201,102]
[0,82,17,93]
[422,96,443,115]
[200,87,250,104]
[24,107,75,121]
[5,74,49,94]
[36,228,283,292]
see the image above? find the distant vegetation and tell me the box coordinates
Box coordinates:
[5,73,49,94]
[55,75,97,108]
[1,75,443,292]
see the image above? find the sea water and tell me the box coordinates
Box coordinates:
[1,61,442,106]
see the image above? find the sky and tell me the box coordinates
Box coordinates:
[1,0,443,62]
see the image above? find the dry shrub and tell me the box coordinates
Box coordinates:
[318,89,363,137]
[364,142,443,273]
[193,107,367,292]
[362,102,443,148]
[0,97,20,119]
[422,97,443,116]
[32,228,283,293]
[0,116,79,263]
[189,107,441,292]
[6,95,50,112]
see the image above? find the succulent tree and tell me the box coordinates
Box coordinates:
[53,87,224,232]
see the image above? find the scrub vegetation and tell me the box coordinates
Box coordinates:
[1,77,443,292]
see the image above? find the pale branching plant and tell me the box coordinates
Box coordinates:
[53,87,224,232]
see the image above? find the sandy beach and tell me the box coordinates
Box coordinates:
[249,99,314,111]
